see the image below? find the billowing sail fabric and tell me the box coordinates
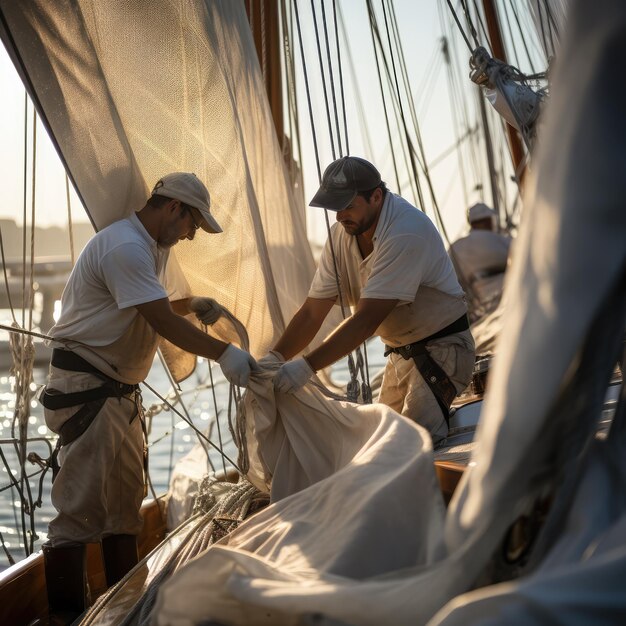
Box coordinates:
[154,370,449,626]
[437,0,626,621]
[0,0,314,365]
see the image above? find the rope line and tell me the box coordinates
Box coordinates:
[320,0,343,156]
[381,0,422,207]
[469,0,492,52]
[142,379,241,474]
[366,0,401,192]
[508,0,536,74]
[208,363,227,477]
[309,0,338,159]
[333,0,350,155]
[445,0,474,52]
[65,175,76,266]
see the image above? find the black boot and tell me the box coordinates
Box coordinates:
[43,543,88,625]
[101,534,138,587]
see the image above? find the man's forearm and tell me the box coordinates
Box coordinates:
[274,311,322,360]
[304,311,379,371]
[170,298,192,316]
[158,314,229,360]
[304,297,399,371]
[137,299,228,360]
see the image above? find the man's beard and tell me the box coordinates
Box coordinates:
[340,213,377,236]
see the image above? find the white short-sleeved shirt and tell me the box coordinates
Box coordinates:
[449,229,511,307]
[450,230,511,280]
[309,192,467,347]
[50,211,189,347]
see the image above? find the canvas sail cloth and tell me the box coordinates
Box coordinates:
[155,1,626,624]
[153,368,449,626]
[0,0,315,378]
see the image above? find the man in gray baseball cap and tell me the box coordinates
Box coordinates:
[309,156,382,212]
[40,171,256,620]
[268,156,475,450]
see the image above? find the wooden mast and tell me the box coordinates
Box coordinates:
[481,0,526,184]
[244,0,284,144]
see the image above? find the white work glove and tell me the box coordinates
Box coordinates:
[217,344,257,387]
[273,357,315,394]
[189,296,224,326]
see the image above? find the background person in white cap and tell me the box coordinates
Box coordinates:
[449,202,512,320]
[270,156,475,447]
[39,172,256,621]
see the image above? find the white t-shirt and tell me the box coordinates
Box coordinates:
[50,211,189,347]
[309,192,467,347]
[449,229,511,305]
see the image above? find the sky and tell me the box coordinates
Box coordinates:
[291,0,551,245]
[0,50,86,228]
[0,1,539,246]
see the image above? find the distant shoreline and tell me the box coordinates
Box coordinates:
[0,218,94,259]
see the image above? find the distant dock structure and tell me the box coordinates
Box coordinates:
[0,219,94,369]
[1,257,72,331]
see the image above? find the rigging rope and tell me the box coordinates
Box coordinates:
[0,321,242,480]
[280,0,305,190]
[65,175,76,266]
[320,0,343,156]
[469,0,493,51]
[290,0,370,404]
[309,0,339,159]
[438,11,473,207]
[508,0,536,74]
[332,0,350,155]
[365,1,402,192]
[141,379,241,473]
[388,0,453,243]
[445,0,475,52]
[12,102,39,557]
[336,4,374,157]
[381,0,422,205]
[208,362,227,477]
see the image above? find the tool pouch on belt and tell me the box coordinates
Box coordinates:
[41,349,139,481]
[397,343,457,425]
[384,314,469,425]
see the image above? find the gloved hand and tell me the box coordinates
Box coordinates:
[217,344,258,387]
[258,350,284,369]
[273,357,315,394]
[189,296,224,326]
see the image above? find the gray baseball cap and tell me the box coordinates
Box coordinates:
[310,156,382,211]
[152,172,222,233]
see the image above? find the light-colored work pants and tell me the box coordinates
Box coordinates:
[44,366,145,547]
[378,329,475,446]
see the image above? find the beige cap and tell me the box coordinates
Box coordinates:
[468,202,496,224]
[152,172,222,233]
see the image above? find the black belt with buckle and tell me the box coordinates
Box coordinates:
[384,314,469,424]
[41,349,140,481]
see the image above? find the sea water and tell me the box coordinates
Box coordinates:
[0,339,385,572]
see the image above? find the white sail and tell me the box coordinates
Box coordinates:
[0,0,315,369]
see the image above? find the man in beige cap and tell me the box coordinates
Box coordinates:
[449,202,512,319]
[270,156,475,448]
[39,172,256,621]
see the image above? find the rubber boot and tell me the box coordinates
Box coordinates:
[101,533,139,587]
[43,543,88,625]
